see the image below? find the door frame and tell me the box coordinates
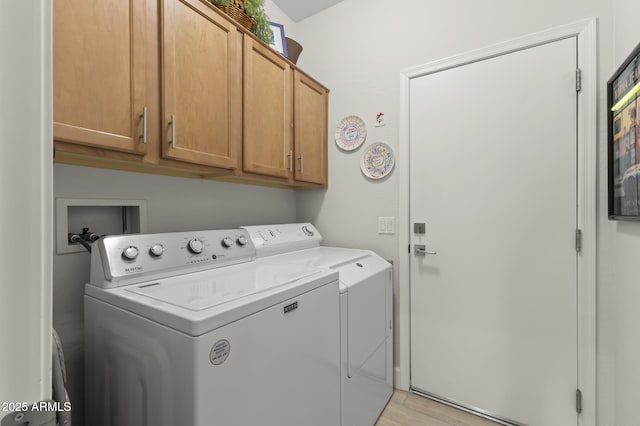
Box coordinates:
[0,0,52,405]
[397,18,597,426]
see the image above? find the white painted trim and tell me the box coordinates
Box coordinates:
[39,0,53,400]
[575,19,598,426]
[398,70,411,391]
[0,0,52,404]
[398,18,597,426]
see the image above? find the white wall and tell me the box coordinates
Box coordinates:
[263,0,297,39]
[53,164,296,424]
[0,0,52,407]
[611,0,640,424]
[292,0,617,424]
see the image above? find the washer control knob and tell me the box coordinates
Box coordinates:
[122,245,140,260]
[236,236,248,246]
[149,244,165,257]
[221,237,235,248]
[302,225,314,237]
[187,238,204,254]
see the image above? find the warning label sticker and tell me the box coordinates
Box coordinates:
[210,339,231,365]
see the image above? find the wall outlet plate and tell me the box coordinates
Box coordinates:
[378,216,395,234]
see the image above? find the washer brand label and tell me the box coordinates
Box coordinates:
[124,266,143,274]
[283,301,298,314]
[210,339,230,365]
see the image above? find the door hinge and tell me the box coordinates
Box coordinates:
[575,229,582,253]
[408,244,410,254]
[576,68,582,93]
[576,388,583,414]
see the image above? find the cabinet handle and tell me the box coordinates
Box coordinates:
[288,151,293,172]
[139,106,148,144]
[169,115,176,148]
[298,153,304,174]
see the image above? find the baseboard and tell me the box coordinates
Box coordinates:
[394,366,409,391]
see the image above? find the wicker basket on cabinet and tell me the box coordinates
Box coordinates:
[213,0,254,31]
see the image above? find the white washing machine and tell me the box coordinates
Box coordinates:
[242,223,393,426]
[84,228,341,426]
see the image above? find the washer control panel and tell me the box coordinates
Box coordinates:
[90,229,255,288]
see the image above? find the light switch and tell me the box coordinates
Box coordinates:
[378,217,395,234]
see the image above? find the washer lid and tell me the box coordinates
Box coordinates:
[85,262,338,337]
[125,262,321,311]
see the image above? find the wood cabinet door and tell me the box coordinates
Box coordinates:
[162,0,241,169]
[54,0,147,154]
[294,71,328,186]
[243,38,293,179]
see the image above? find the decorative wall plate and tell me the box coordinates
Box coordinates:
[360,142,395,179]
[335,115,367,151]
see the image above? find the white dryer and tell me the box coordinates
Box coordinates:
[242,223,393,426]
[84,228,341,426]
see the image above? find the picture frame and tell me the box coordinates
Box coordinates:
[607,41,640,220]
[268,22,288,58]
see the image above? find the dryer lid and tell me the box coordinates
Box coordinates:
[259,247,391,292]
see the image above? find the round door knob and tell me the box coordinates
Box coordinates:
[122,245,139,260]
[221,237,235,248]
[236,236,248,246]
[188,238,204,254]
[149,244,165,257]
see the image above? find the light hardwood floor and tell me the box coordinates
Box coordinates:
[375,390,501,426]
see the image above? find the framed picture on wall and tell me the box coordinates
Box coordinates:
[608,41,640,220]
[268,22,288,58]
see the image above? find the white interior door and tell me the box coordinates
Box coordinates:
[409,37,578,426]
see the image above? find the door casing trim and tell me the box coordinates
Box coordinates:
[397,18,597,426]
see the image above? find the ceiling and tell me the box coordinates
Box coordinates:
[271,0,343,22]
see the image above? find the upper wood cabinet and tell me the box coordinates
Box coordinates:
[161,0,242,169]
[243,37,293,179]
[293,71,328,186]
[53,0,148,155]
[53,0,328,188]
[243,39,329,186]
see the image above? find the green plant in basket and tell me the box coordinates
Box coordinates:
[245,0,272,44]
[208,0,272,44]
